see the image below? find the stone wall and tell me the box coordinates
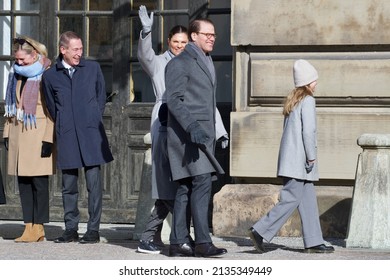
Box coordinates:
[216,0,390,238]
[230,0,390,179]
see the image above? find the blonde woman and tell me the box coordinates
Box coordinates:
[3,36,54,242]
[248,59,334,254]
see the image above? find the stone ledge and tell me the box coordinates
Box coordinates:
[212,184,353,238]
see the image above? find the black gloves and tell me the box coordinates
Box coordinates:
[187,122,209,145]
[41,141,53,158]
[158,103,168,126]
[4,138,8,151]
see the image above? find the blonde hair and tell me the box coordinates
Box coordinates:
[12,35,48,57]
[282,86,313,116]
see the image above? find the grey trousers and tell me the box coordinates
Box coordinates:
[61,166,102,232]
[140,199,174,242]
[253,177,324,248]
[170,173,212,245]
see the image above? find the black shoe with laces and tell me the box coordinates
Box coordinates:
[79,230,100,244]
[137,240,162,254]
[54,229,79,243]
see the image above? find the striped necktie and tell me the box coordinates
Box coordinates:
[68,67,74,78]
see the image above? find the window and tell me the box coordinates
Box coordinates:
[130,0,232,103]
[0,0,40,98]
[0,0,232,104]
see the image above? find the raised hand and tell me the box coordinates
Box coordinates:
[139,5,154,35]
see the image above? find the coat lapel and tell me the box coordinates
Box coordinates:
[185,45,214,85]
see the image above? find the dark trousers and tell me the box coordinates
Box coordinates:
[170,173,212,245]
[140,199,174,242]
[140,199,192,243]
[17,176,49,224]
[61,166,102,232]
[0,171,6,204]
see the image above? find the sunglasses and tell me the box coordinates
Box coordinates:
[13,37,34,48]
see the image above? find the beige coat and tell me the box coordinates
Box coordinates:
[3,78,55,176]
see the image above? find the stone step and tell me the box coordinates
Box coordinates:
[212,184,353,238]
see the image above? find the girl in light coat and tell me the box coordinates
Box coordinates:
[248,59,334,254]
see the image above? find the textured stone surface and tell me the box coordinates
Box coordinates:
[213,184,353,238]
[232,0,390,46]
[346,134,390,249]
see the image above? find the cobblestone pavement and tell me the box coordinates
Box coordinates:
[1,220,390,260]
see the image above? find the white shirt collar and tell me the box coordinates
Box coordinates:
[62,60,72,69]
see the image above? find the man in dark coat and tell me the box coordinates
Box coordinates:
[165,18,227,257]
[42,31,113,244]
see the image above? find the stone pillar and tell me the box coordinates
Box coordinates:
[133,133,154,240]
[346,134,390,248]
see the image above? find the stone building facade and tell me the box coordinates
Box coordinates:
[213,0,390,238]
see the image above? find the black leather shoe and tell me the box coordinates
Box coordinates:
[304,244,335,253]
[54,229,79,243]
[194,242,227,257]
[79,230,100,244]
[169,243,194,257]
[248,227,265,253]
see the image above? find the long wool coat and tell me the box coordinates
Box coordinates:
[138,32,228,198]
[165,44,220,181]
[277,95,319,181]
[42,57,113,170]
[3,79,55,176]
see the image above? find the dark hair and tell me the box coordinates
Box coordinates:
[168,25,187,40]
[59,31,82,50]
[188,18,214,42]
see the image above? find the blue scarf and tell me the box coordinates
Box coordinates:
[4,55,50,128]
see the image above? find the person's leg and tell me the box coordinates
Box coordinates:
[169,178,191,245]
[253,178,304,243]
[190,173,212,244]
[15,176,46,242]
[17,176,34,223]
[32,176,49,224]
[140,199,170,242]
[84,165,102,232]
[191,173,227,257]
[164,199,194,244]
[61,169,80,231]
[137,199,171,254]
[163,199,175,214]
[298,181,325,248]
[30,176,49,241]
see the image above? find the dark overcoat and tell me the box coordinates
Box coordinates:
[42,57,113,169]
[165,44,218,181]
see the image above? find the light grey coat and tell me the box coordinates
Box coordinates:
[165,44,219,181]
[277,95,319,181]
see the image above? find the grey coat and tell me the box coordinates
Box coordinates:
[277,95,319,181]
[165,44,219,181]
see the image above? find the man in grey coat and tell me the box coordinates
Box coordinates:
[42,31,113,244]
[165,18,227,257]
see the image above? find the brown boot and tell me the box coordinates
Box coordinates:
[14,223,33,242]
[14,223,45,242]
[33,224,45,242]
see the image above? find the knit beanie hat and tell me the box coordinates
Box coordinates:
[293,59,318,87]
